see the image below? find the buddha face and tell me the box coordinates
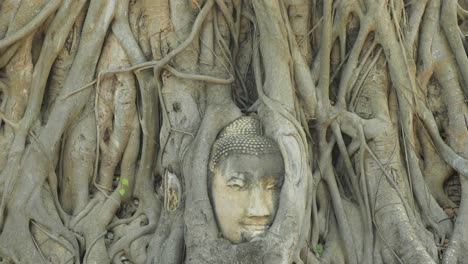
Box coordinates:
[210,153,284,243]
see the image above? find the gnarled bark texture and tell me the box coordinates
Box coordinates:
[0,0,467,263]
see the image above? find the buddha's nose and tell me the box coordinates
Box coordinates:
[246,188,271,218]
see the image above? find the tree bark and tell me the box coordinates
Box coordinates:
[0,0,467,263]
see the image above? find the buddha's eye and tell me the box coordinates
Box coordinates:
[227,177,245,190]
[264,178,279,190]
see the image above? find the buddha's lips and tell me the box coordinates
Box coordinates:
[239,223,270,231]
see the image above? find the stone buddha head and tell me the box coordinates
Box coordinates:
[208,115,284,243]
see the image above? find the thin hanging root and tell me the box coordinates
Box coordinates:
[30,231,48,264]
[128,0,214,75]
[441,0,468,97]
[252,40,308,150]
[315,132,358,264]
[417,104,468,178]
[192,0,202,10]
[59,80,97,100]
[280,0,317,118]
[96,46,137,190]
[30,221,75,260]
[358,139,374,264]
[362,139,413,219]
[336,22,374,107]
[69,198,101,228]
[61,0,217,102]
[30,135,69,225]
[0,0,61,50]
[215,0,238,48]
[2,0,467,263]
[163,65,234,84]
[0,0,113,235]
[350,46,382,110]
[83,231,107,264]
[108,223,156,260]
[405,0,428,46]
[117,117,140,201]
[30,208,80,262]
[18,0,87,131]
[0,112,18,131]
[317,0,333,104]
[458,3,468,19]
[373,218,405,264]
[331,123,359,193]
[62,0,219,179]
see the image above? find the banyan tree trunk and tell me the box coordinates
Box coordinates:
[0,0,467,263]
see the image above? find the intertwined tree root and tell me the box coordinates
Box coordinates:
[0,0,467,263]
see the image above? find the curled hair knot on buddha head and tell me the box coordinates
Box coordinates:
[209,115,280,172]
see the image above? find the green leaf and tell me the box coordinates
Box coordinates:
[119,189,126,196]
[122,178,129,186]
[313,244,323,257]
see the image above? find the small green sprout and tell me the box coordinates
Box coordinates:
[313,244,323,257]
[122,178,129,186]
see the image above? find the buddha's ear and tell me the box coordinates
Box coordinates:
[257,102,309,257]
[207,169,216,191]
